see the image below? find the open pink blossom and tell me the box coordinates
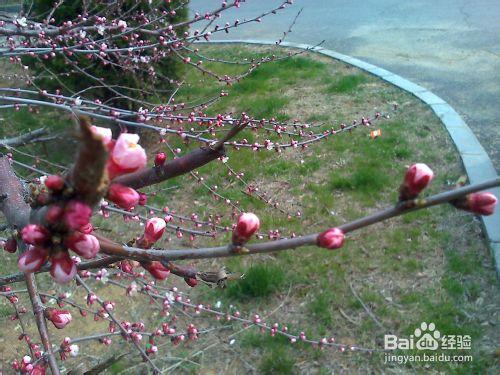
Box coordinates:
[144,217,166,243]
[65,232,100,259]
[18,246,48,273]
[50,251,77,284]
[317,228,345,250]
[45,308,72,329]
[232,212,260,245]
[90,125,112,145]
[111,133,147,172]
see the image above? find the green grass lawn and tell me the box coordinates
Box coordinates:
[0,45,498,374]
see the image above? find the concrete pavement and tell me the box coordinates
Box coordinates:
[191,0,500,171]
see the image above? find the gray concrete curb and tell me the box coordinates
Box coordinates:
[210,39,500,274]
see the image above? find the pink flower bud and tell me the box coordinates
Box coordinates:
[45,308,72,329]
[111,133,147,172]
[21,224,50,246]
[154,152,167,167]
[138,192,148,206]
[144,218,166,243]
[107,184,140,210]
[64,201,92,230]
[232,212,260,245]
[30,364,46,374]
[45,175,65,191]
[466,192,497,215]
[50,251,77,284]
[65,232,100,259]
[143,261,170,280]
[317,228,345,250]
[184,277,198,287]
[18,247,48,273]
[4,237,17,253]
[79,223,94,234]
[399,163,434,200]
[120,261,134,274]
[46,205,64,224]
[90,125,112,145]
[452,192,498,216]
[131,332,142,343]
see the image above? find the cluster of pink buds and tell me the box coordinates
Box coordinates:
[59,337,78,361]
[171,334,185,346]
[187,324,198,340]
[130,332,143,343]
[12,355,46,374]
[85,295,97,311]
[17,172,100,283]
[399,163,434,200]
[1,286,19,304]
[232,212,260,246]
[100,337,112,346]
[90,127,148,211]
[317,228,345,250]
[162,322,176,335]
[399,163,497,215]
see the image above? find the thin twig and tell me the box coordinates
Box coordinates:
[338,307,359,325]
[75,275,162,374]
[25,273,61,374]
[97,177,500,262]
[348,281,385,330]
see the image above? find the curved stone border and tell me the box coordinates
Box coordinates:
[210,39,500,274]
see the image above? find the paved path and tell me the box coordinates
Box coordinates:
[191,0,500,171]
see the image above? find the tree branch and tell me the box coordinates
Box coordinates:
[25,273,60,374]
[75,275,161,374]
[112,122,247,190]
[68,118,109,206]
[0,128,48,147]
[0,154,30,229]
[2,178,497,288]
[0,256,121,286]
[98,177,500,262]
